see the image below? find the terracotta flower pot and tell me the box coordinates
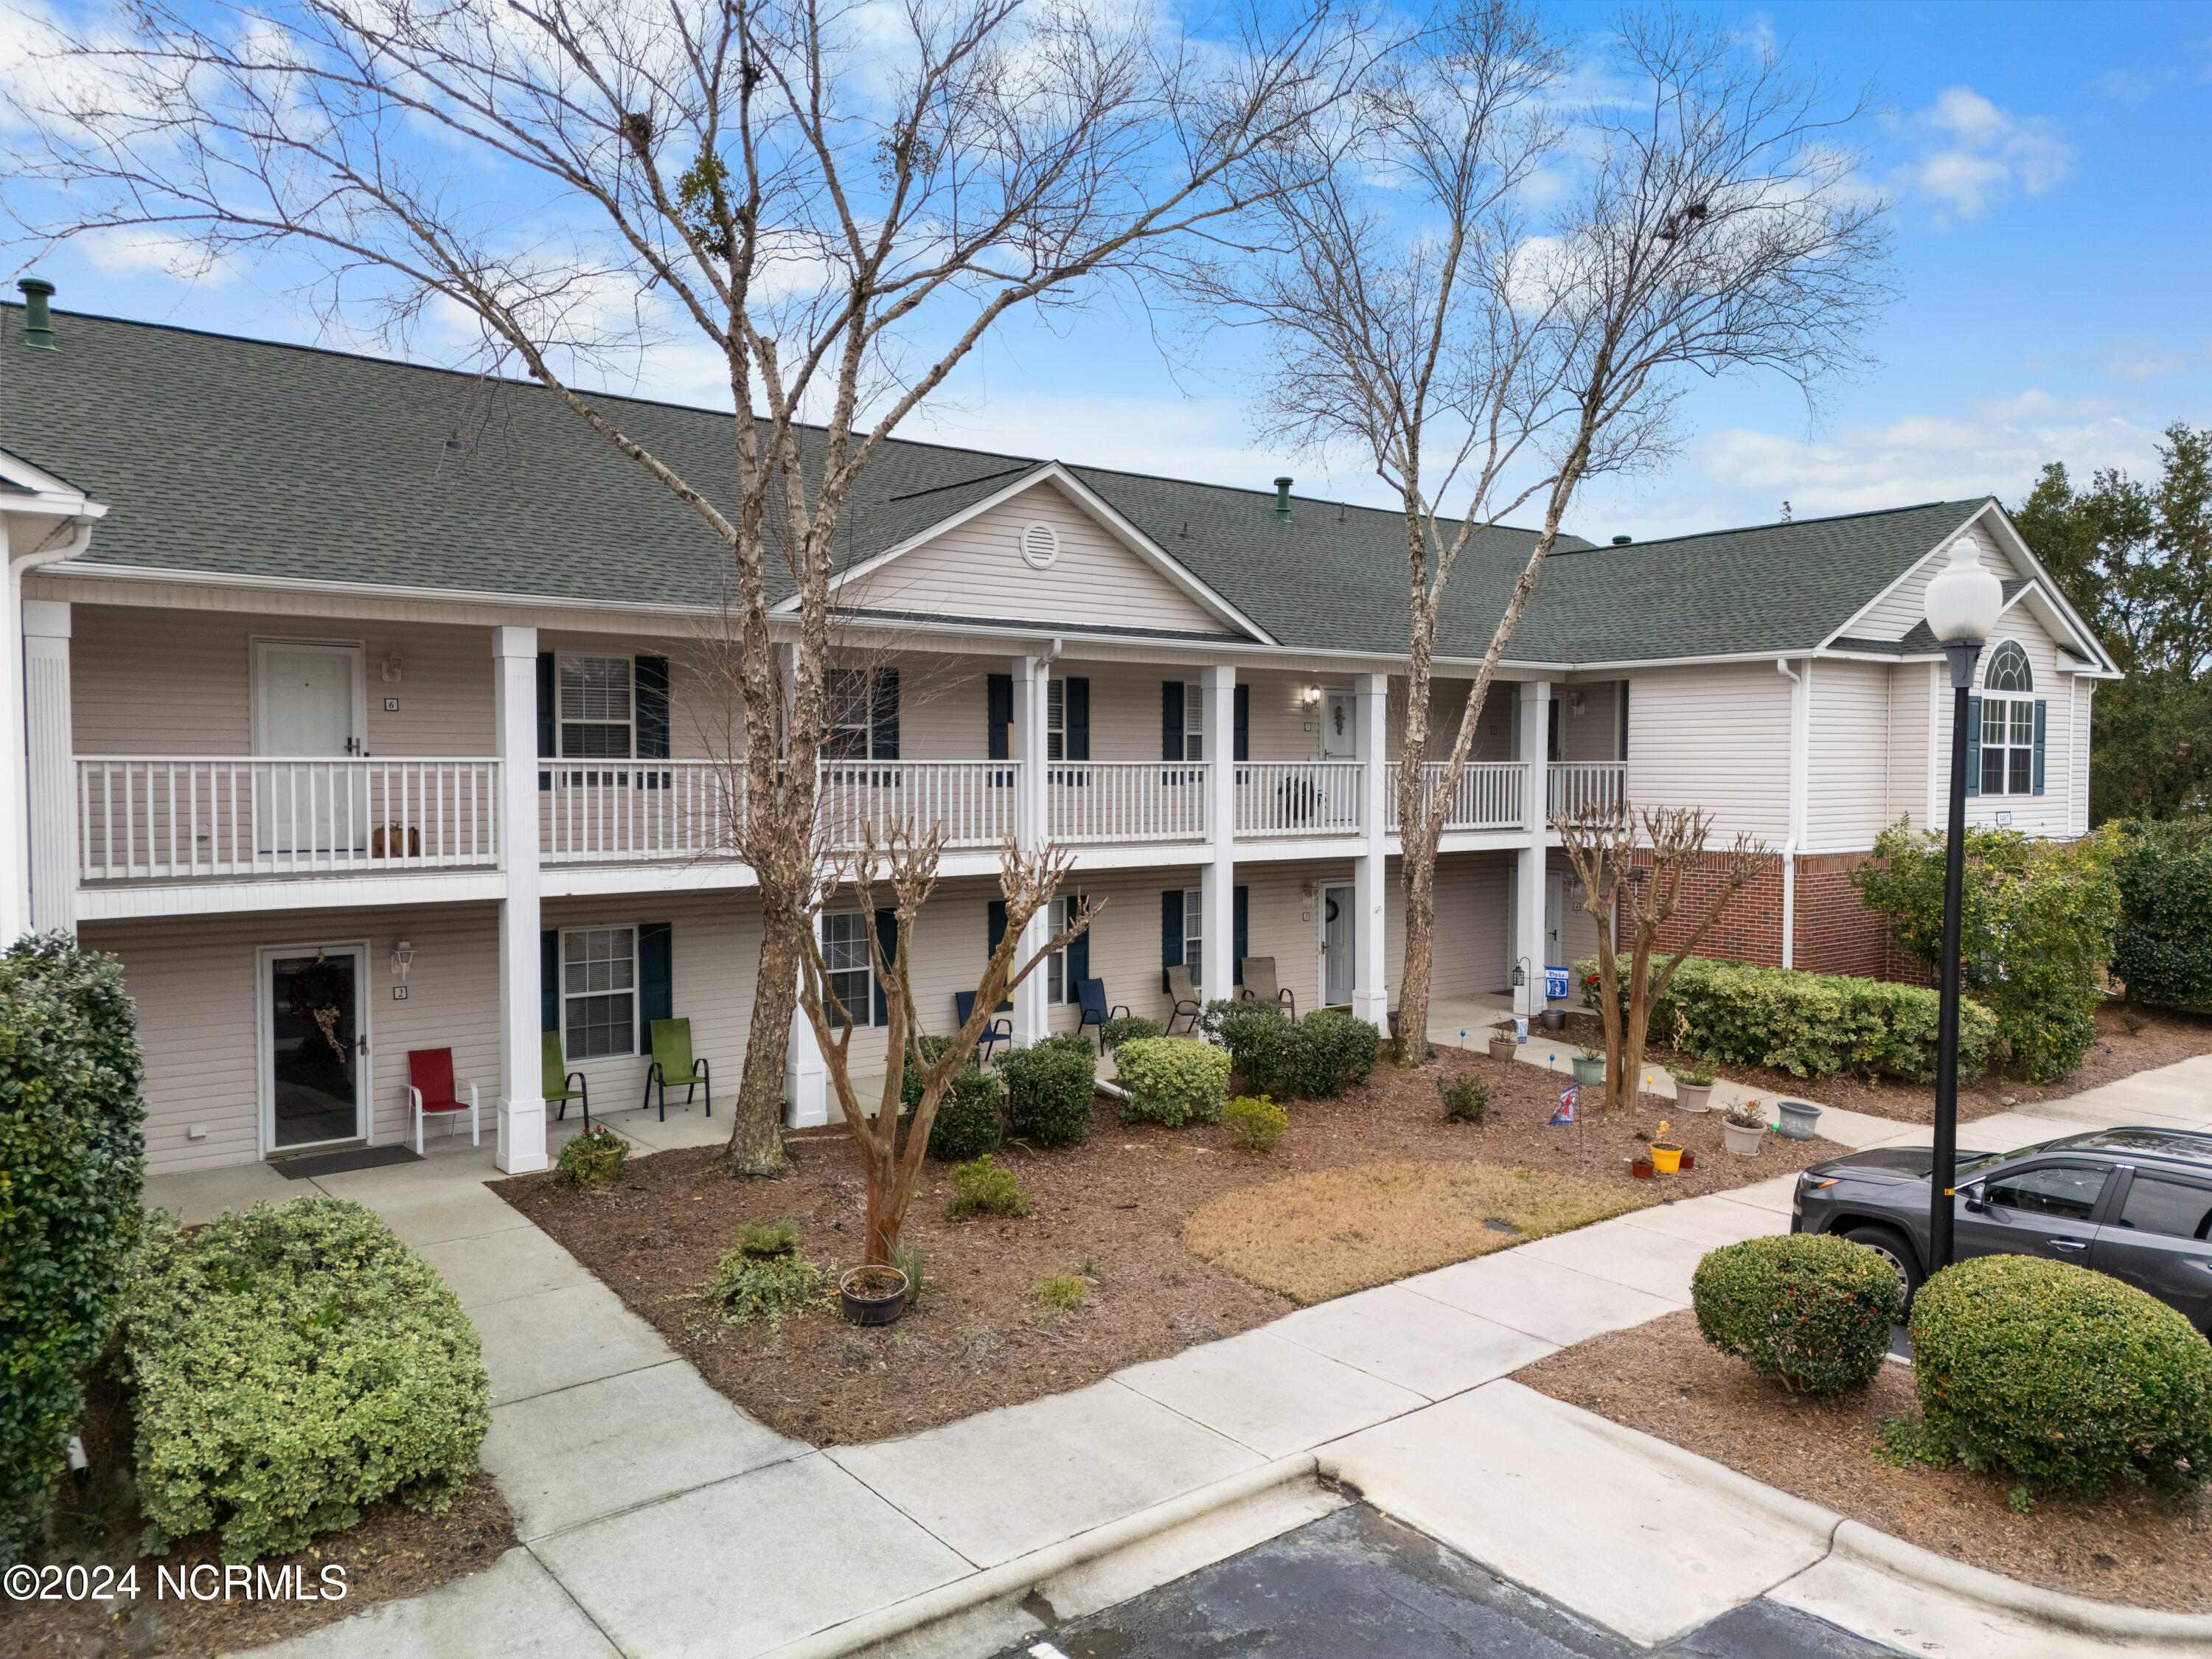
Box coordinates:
[1722,1118,1767,1157]
[1487,1037,1518,1062]
[1630,1158,1655,1180]
[1679,1151,1696,1171]
[839,1265,908,1326]
[1674,1082,1714,1113]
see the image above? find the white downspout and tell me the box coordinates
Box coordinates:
[1776,658,1808,971]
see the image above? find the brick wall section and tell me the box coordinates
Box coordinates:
[1638,849,1787,968]
[1625,848,1921,984]
[1791,853,1893,980]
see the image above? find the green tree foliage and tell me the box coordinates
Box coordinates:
[0,935,146,1564]
[2111,817,2212,1007]
[1854,822,2121,1081]
[2013,422,2212,823]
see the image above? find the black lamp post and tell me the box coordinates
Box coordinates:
[1923,540,2003,1274]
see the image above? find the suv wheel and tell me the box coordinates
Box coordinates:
[1842,1224,1922,1308]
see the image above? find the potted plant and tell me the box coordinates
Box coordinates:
[838,1263,909,1326]
[1486,1024,1519,1062]
[1628,1153,1655,1179]
[1570,1046,1606,1088]
[1539,1006,1567,1032]
[1669,1063,1717,1113]
[1722,1099,1768,1157]
[1775,1098,1823,1141]
[1647,1121,1684,1174]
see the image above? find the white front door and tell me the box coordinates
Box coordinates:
[254,642,364,854]
[260,942,371,1154]
[1321,689,1357,758]
[1321,883,1356,1007]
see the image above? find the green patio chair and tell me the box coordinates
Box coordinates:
[543,1031,590,1131]
[643,1017,711,1121]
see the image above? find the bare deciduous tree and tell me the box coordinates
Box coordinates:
[799,824,1089,1264]
[3,0,1373,1171]
[1556,804,1766,1113]
[1198,3,1891,1060]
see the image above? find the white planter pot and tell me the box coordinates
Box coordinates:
[1722,1118,1767,1157]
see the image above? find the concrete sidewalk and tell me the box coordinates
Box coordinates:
[153,1051,2212,1659]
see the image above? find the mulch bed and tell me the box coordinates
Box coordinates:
[1552,1000,2212,1126]
[6,1359,515,1658]
[1515,1309,2212,1615]
[494,1047,1843,1447]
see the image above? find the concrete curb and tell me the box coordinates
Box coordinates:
[1829,1518,2212,1649]
[747,1453,1321,1659]
[1562,1399,1846,1551]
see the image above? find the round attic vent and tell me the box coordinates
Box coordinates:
[1020,521,1060,569]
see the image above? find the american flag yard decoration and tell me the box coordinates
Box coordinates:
[1549,1086,1576,1126]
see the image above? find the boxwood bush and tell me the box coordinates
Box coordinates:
[1576,951,1997,1083]
[1691,1234,1903,1397]
[1208,1001,1380,1101]
[1902,1255,2212,1498]
[0,935,146,1565]
[1099,1015,1163,1052]
[998,1032,1096,1148]
[1115,1037,1229,1128]
[2112,817,2212,1010]
[122,1197,489,1562]
[1293,1009,1381,1098]
[923,1066,1004,1162]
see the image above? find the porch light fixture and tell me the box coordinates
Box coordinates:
[1511,961,1526,988]
[390,940,414,982]
[383,653,403,683]
[1923,538,2004,1275]
[1303,683,1321,706]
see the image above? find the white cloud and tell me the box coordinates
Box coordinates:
[2093,68,2171,102]
[2104,350,2183,382]
[1891,86,2072,220]
[77,228,241,286]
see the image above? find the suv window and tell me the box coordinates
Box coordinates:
[1983,1164,2109,1221]
[2115,1174,2212,1242]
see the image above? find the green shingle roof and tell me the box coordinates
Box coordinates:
[1,305,1989,665]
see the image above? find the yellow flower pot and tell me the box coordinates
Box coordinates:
[1649,1143,1683,1174]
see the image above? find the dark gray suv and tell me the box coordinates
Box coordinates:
[1790,1125,2212,1330]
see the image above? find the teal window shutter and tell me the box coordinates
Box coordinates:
[1161,682,1184,761]
[1233,684,1250,762]
[639,922,672,1033]
[634,656,670,763]
[540,930,559,1034]
[1161,888,1183,992]
[1065,894,1089,996]
[986,899,1012,1012]
[988,675,1012,760]
[871,669,900,759]
[1065,678,1090,761]
[2031,698,2046,795]
[1964,695,1981,798]
[1233,886,1248,984]
[536,653,556,791]
[873,908,897,1026]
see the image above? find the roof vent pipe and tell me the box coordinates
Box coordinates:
[17,276,56,350]
[1612,535,1632,546]
[1273,477,1293,521]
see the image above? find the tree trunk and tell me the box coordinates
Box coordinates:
[723,908,799,1178]
[1397,846,1437,1064]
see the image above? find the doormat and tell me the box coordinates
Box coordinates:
[275,1145,425,1180]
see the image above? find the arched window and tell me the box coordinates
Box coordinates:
[1978,641,2037,795]
[1983,641,2032,692]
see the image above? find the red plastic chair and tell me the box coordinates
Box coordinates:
[406,1048,479,1155]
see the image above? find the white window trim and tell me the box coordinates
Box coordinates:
[826,667,897,761]
[558,653,636,761]
[1183,683,1205,762]
[823,911,876,1029]
[1980,693,2037,797]
[561,925,639,1059]
[1047,679,1065,763]
[1183,886,1204,987]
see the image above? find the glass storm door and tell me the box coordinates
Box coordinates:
[266,947,366,1150]
[255,644,361,856]
[1322,883,1356,1007]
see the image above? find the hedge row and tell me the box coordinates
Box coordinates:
[2112,818,2212,1010]
[1205,1001,1380,1100]
[1575,952,1998,1082]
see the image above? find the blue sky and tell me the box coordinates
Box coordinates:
[10,0,2211,542]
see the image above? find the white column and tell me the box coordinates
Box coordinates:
[23,599,73,936]
[493,625,548,1173]
[1781,656,1809,970]
[0,528,27,942]
[1200,664,1236,997]
[1351,672,1388,1030]
[1513,680,1551,1017]
[785,910,829,1127]
[1009,653,1051,1044]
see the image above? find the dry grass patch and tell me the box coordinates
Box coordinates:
[1181,1159,1640,1304]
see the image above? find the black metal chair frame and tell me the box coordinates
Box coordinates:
[1075,978,1131,1054]
[955,991,1015,1063]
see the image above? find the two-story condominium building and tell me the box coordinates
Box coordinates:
[0,300,2120,1178]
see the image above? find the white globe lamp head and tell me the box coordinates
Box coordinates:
[1924,538,2003,687]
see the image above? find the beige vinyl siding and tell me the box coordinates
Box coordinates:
[1557,681,1624,762]
[2073,680,2093,834]
[1885,664,1933,832]
[1624,662,1792,838]
[1855,519,2018,640]
[540,630,721,760]
[1385,851,1512,1005]
[841,480,1231,635]
[1804,661,1889,849]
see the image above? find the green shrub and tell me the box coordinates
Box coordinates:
[1116,1037,1230,1128]
[710,1242,831,1324]
[2112,817,2212,1009]
[1223,1093,1287,1152]
[735,1219,800,1259]
[0,936,146,1564]
[1100,1015,1163,1051]
[1691,1234,1903,1398]
[946,1154,1032,1218]
[923,1065,1004,1162]
[1293,1009,1381,1098]
[1034,1273,1088,1311]
[552,1124,628,1188]
[122,1199,487,1561]
[1900,1255,2212,1498]
[1439,1074,1489,1124]
[1576,951,1998,1084]
[998,1032,1096,1148]
[1211,1001,1379,1100]
[1854,821,2121,1081]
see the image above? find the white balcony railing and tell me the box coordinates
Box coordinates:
[1547,761,1628,821]
[1235,761,1365,838]
[1046,762,1208,844]
[77,757,501,882]
[1385,760,1528,832]
[817,759,1021,851]
[541,760,740,863]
